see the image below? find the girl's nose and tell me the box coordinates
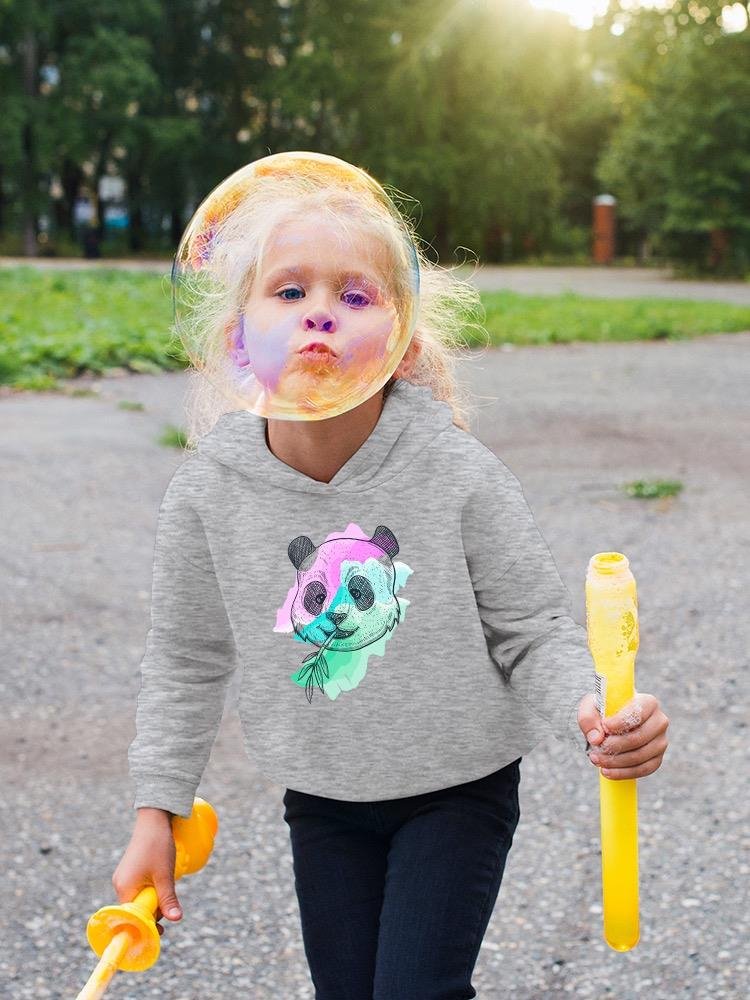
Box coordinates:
[302,306,337,333]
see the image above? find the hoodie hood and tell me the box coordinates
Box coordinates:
[197,379,455,494]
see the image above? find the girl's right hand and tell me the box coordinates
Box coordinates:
[112,807,183,936]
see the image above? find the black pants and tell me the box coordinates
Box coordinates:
[282,758,522,1000]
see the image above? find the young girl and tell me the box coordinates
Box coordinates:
[113,152,669,999]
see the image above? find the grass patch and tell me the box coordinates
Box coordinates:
[0,267,183,388]
[0,268,748,388]
[623,479,684,499]
[159,424,188,449]
[473,290,750,346]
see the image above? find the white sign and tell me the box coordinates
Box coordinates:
[98,175,126,201]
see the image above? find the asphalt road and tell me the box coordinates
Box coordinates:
[2,333,748,998]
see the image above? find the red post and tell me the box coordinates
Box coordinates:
[592,193,617,264]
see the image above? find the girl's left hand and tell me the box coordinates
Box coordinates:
[578,691,670,779]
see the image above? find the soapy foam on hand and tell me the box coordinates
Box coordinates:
[606,702,643,737]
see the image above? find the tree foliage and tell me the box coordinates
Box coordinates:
[594,1,750,272]
[0,0,747,271]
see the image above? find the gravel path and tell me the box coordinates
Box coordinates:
[458,264,750,304]
[2,334,748,998]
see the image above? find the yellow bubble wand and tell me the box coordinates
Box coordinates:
[585,552,640,952]
[76,798,218,999]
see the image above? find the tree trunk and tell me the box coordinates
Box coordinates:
[61,158,83,241]
[21,25,39,256]
[127,169,144,252]
[171,208,183,247]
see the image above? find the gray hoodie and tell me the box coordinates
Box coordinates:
[128,379,594,817]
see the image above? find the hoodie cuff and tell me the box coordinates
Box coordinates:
[132,775,199,819]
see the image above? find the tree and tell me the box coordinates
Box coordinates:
[593,0,750,272]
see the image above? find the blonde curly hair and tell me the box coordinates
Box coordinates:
[173,160,488,448]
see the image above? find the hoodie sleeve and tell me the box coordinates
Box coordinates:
[128,468,239,818]
[461,453,594,755]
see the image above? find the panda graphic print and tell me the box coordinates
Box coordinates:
[274,522,413,702]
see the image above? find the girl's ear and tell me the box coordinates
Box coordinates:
[393,338,421,379]
[226,315,251,369]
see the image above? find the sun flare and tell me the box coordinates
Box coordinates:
[529,1,673,30]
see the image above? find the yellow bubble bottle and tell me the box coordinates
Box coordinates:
[585,552,640,952]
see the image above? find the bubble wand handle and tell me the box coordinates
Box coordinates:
[76,929,137,1000]
[75,798,219,999]
[585,553,640,952]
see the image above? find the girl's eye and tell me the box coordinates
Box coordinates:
[342,289,371,308]
[276,284,375,307]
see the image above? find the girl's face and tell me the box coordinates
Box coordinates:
[237,214,400,413]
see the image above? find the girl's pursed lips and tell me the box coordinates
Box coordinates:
[298,342,339,357]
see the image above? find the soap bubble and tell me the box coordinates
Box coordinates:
[172,151,420,420]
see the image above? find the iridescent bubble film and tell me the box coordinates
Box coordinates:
[172,151,420,420]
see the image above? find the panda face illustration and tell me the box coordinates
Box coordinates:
[287,525,401,653]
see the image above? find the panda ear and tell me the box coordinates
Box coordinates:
[370,525,399,558]
[288,535,315,569]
